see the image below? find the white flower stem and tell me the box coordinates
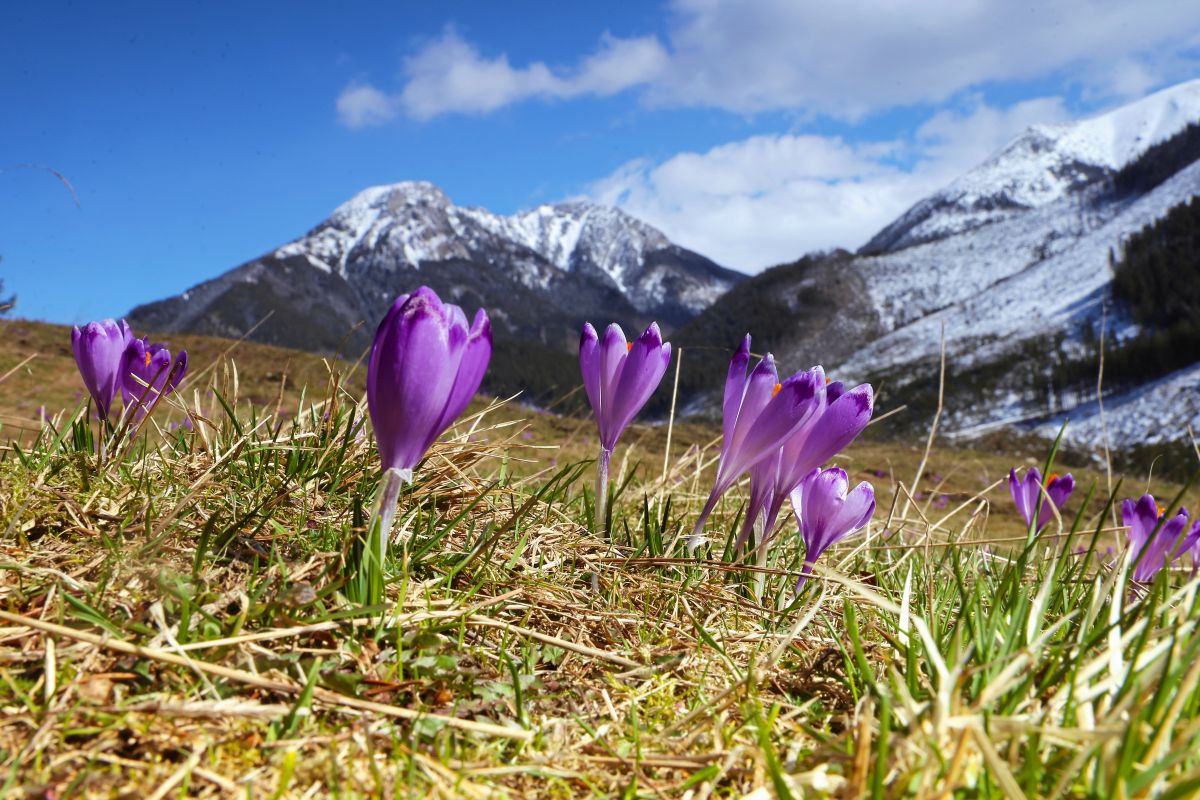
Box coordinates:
[751,518,769,602]
[371,467,411,589]
[594,448,612,535]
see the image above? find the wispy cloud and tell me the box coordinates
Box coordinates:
[338,0,1200,125]
[584,96,1074,270]
[338,28,668,125]
[336,84,399,129]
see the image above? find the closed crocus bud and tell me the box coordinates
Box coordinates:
[121,337,188,421]
[579,321,672,453]
[1009,468,1075,533]
[687,335,823,551]
[580,321,671,533]
[367,286,492,481]
[71,319,134,422]
[791,467,875,590]
[1123,494,1191,582]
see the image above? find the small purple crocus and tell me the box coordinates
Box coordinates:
[120,337,188,422]
[738,377,874,555]
[1009,468,1075,533]
[686,335,823,551]
[791,467,875,590]
[1123,494,1192,582]
[367,286,492,481]
[579,321,672,532]
[71,319,134,422]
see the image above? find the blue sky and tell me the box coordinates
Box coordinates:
[3,0,1199,323]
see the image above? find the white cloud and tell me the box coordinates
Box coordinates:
[339,28,669,123]
[336,84,398,128]
[648,0,1199,116]
[343,0,1200,123]
[585,96,1075,270]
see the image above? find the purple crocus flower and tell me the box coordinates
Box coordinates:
[367,286,492,481]
[579,321,671,532]
[1009,468,1075,533]
[738,377,874,553]
[120,337,188,421]
[1123,494,1191,582]
[686,335,823,551]
[792,467,875,589]
[1183,520,1200,576]
[71,319,134,422]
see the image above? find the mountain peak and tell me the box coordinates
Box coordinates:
[862,78,1200,253]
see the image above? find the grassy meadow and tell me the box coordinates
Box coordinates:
[1,318,1199,798]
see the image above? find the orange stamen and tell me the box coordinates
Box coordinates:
[1157,504,1166,517]
[1046,472,1059,485]
[144,351,152,368]
[824,376,832,385]
[626,341,633,352]
[772,383,782,397]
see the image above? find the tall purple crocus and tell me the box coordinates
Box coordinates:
[792,467,875,590]
[579,321,672,532]
[366,287,492,564]
[737,377,875,556]
[120,337,188,423]
[1009,468,1075,533]
[71,319,134,422]
[685,335,823,552]
[368,287,492,480]
[1123,494,1192,582]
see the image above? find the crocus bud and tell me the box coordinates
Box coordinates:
[579,321,672,453]
[1123,494,1191,582]
[1009,468,1075,533]
[71,319,134,421]
[687,334,823,550]
[367,287,492,480]
[791,466,875,589]
[121,337,188,421]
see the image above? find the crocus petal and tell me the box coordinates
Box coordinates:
[605,323,671,450]
[1046,474,1075,509]
[597,323,628,436]
[1009,469,1030,527]
[1037,473,1076,530]
[579,323,602,418]
[722,368,821,483]
[793,383,873,479]
[1136,509,1189,582]
[434,308,492,435]
[721,335,752,453]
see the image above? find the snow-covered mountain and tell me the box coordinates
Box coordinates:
[678,79,1200,451]
[130,182,742,398]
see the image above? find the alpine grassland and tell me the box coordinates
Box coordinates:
[1,317,1199,799]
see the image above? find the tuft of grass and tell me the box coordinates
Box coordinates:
[1,320,1199,797]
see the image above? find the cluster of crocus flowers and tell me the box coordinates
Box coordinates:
[71,318,188,429]
[578,321,672,531]
[792,467,876,590]
[686,335,840,552]
[1009,467,1075,533]
[737,375,874,557]
[366,286,492,547]
[1122,494,1199,582]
